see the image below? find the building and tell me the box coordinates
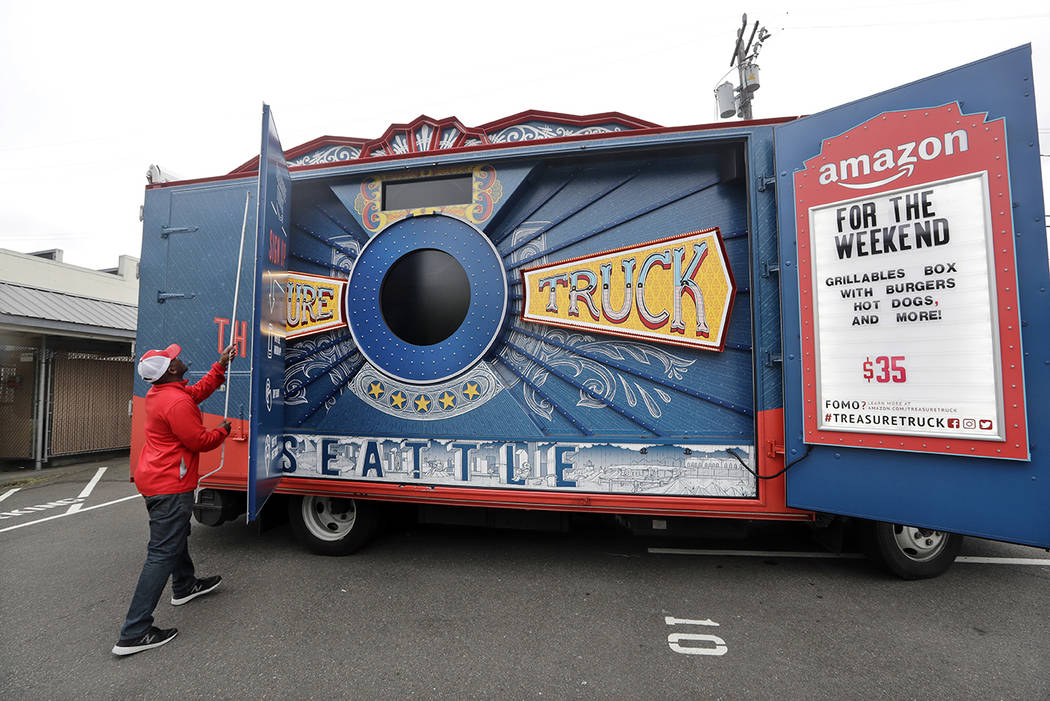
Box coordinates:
[0,248,138,467]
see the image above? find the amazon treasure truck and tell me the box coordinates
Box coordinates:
[133,46,1049,579]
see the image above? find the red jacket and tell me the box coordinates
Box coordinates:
[134,362,229,496]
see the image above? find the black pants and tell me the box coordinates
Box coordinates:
[118,491,196,639]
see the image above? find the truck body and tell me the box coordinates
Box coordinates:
[132,47,1049,577]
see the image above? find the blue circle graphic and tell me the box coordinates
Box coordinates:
[346,214,507,384]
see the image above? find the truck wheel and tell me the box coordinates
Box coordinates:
[287,495,379,556]
[862,520,962,580]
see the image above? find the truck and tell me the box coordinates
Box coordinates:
[131,46,1049,579]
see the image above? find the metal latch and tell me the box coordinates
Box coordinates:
[757,175,776,192]
[160,226,199,238]
[157,291,197,303]
[763,350,783,368]
[760,260,780,278]
[766,441,785,458]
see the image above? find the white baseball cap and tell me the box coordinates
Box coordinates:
[138,343,181,383]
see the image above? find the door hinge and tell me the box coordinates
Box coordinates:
[760,260,780,278]
[157,291,197,303]
[763,350,783,368]
[767,440,785,458]
[757,175,776,192]
[160,226,199,238]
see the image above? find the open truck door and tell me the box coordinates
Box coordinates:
[247,104,290,521]
[775,45,1049,551]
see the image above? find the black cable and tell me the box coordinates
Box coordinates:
[727,444,812,480]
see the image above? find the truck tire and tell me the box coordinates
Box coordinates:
[862,520,963,580]
[287,495,379,556]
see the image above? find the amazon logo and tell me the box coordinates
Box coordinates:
[817,129,969,190]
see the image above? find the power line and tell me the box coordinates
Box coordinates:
[783,11,1049,30]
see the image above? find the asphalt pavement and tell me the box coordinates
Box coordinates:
[1,455,1047,699]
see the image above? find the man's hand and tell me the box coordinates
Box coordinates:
[219,343,238,367]
[219,420,232,435]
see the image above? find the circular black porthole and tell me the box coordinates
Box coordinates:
[379,249,471,346]
[347,213,507,384]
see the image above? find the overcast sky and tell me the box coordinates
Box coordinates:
[1,0,1047,270]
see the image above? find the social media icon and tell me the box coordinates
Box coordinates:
[947,418,960,428]
[979,419,993,430]
[962,418,976,429]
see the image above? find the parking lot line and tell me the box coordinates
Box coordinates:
[65,466,108,514]
[649,547,1050,566]
[0,488,20,503]
[0,494,139,535]
[955,556,1050,566]
[649,547,864,559]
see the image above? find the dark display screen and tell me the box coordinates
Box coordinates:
[382,174,473,211]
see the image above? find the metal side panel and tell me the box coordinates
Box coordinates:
[775,45,1049,547]
[131,178,257,479]
[247,104,290,521]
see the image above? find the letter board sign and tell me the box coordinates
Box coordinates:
[795,103,1026,459]
[776,46,1049,548]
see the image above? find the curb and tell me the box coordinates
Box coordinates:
[0,456,130,490]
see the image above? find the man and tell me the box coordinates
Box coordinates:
[112,341,237,656]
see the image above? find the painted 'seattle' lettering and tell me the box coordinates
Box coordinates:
[280,438,579,488]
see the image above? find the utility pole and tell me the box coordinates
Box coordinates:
[715,14,771,120]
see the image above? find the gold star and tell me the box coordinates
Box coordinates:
[439,392,456,409]
[390,391,407,409]
[368,382,384,399]
[414,395,432,413]
[463,382,480,400]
